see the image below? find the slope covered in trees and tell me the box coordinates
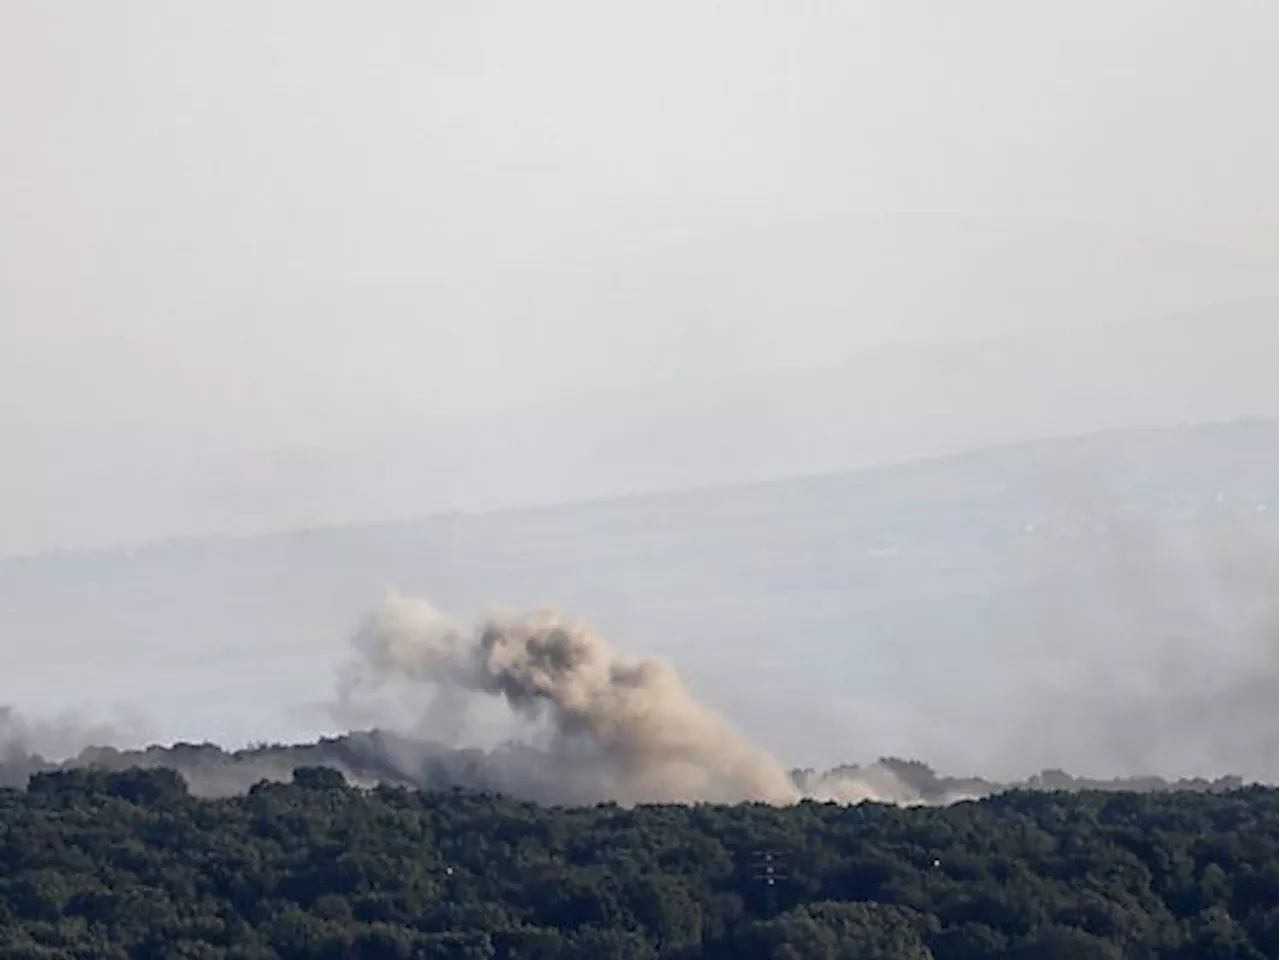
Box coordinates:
[0,767,1274,959]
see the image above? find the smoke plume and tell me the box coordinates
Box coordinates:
[0,596,944,804]
[332,564,1277,804]
[340,593,808,804]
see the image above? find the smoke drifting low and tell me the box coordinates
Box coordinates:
[338,593,905,805]
[0,706,146,767]
[983,490,1278,784]
[2,593,940,803]
[0,591,1265,805]
[9,594,939,803]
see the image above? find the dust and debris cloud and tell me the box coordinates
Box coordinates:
[5,527,1274,803]
[0,593,940,804]
[341,593,807,805]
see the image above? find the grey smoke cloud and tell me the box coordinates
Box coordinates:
[0,705,149,790]
[0,705,147,764]
[6,536,1269,805]
[3,488,1272,805]
[0,593,930,804]
[983,487,1279,784]
[341,593,805,804]
[336,592,1048,805]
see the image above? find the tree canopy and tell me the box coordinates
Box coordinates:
[0,767,1274,959]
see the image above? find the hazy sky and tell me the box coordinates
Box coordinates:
[1,1,1276,554]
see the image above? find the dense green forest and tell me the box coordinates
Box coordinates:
[0,767,1274,959]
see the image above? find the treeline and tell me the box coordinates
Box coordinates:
[0,767,1274,959]
[0,726,1255,802]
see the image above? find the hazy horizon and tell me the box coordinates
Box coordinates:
[2,1,1276,556]
[1,292,1274,558]
[0,4,1275,799]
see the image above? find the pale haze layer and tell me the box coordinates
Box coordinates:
[1,0,1276,556]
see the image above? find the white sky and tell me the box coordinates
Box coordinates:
[0,1,1276,554]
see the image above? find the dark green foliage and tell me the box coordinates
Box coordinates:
[0,767,1274,959]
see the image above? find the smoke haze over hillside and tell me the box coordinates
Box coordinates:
[0,423,1274,798]
[2,537,1273,806]
[990,504,1277,781]
[0,0,1274,829]
[336,593,927,805]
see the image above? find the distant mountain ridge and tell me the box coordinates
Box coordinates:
[2,291,1274,559]
[5,415,1273,566]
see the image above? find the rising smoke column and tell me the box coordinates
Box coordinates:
[0,593,923,804]
[343,592,804,804]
